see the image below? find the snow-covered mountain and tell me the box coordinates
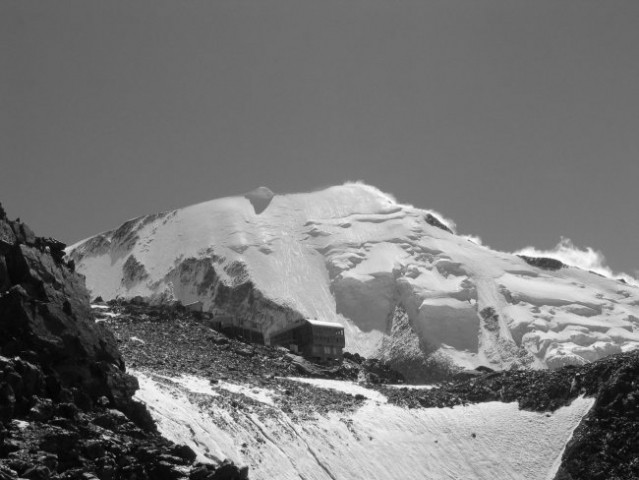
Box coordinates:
[68,183,639,380]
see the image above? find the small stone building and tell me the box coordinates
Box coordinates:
[270,319,345,361]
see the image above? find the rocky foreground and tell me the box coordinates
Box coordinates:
[0,205,245,480]
[98,299,403,417]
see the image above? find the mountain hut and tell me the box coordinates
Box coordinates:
[269,319,345,361]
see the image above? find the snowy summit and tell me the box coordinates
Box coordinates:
[67,183,639,380]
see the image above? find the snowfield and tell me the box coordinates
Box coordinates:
[132,371,594,480]
[69,183,639,375]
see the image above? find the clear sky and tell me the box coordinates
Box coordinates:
[2,1,638,276]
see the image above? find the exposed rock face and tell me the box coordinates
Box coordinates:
[0,203,247,479]
[424,213,453,234]
[0,206,135,417]
[518,255,565,271]
[0,354,197,477]
[161,256,305,337]
[122,255,149,289]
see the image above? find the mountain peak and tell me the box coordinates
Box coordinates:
[67,186,639,380]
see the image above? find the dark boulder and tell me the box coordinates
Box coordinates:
[518,255,564,271]
[171,444,197,463]
[190,461,249,480]
[28,397,54,422]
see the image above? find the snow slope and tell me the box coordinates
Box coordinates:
[132,371,593,480]
[68,183,639,377]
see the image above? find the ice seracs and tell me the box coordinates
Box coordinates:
[67,183,639,380]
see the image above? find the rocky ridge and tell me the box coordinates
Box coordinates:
[0,204,246,480]
[99,298,402,416]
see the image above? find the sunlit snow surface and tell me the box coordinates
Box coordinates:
[133,371,593,480]
[71,183,639,371]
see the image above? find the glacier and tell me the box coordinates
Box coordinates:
[132,370,594,480]
[68,183,639,380]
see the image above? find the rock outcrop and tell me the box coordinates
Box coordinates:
[0,204,140,423]
[0,204,247,479]
[518,255,565,271]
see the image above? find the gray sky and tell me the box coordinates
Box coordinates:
[2,1,638,275]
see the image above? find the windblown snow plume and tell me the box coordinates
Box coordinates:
[68,183,639,379]
[515,237,639,287]
[344,181,457,233]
